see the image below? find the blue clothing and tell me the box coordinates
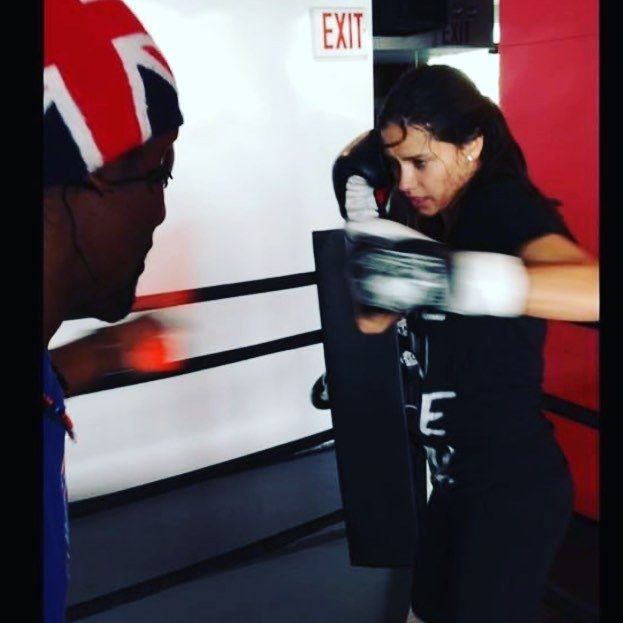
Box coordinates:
[43,352,69,623]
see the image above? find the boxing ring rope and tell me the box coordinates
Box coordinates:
[79,329,323,395]
[131,272,318,311]
[542,394,599,430]
[66,272,599,623]
[74,271,600,433]
[67,511,346,621]
[69,430,335,519]
[69,273,599,508]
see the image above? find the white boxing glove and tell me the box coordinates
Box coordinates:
[332,130,392,221]
[448,252,530,317]
[345,219,530,317]
[344,175,381,222]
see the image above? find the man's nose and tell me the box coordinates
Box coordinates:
[155,199,166,227]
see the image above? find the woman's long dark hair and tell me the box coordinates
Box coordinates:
[377,64,561,213]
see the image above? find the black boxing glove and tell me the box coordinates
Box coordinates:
[332,130,392,221]
[310,373,331,410]
[346,220,530,317]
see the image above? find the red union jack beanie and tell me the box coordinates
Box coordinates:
[44,0,184,187]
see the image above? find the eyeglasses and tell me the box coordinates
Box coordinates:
[103,163,173,189]
[90,147,175,191]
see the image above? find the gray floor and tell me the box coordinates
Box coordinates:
[69,448,344,605]
[71,525,587,623]
[68,447,597,623]
[75,526,413,623]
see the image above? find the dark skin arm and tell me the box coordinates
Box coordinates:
[50,315,166,395]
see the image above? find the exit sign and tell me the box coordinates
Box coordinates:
[441,0,494,47]
[311,8,370,57]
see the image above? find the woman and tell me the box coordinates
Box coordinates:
[342,65,598,623]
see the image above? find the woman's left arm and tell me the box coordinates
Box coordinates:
[520,233,599,321]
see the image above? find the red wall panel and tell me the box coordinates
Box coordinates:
[501,0,598,46]
[500,0,599,520]
[547,413,599,520]
[500,35,598,254]
[544,322,599,411]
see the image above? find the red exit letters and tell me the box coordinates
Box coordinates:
[322,11,364,50]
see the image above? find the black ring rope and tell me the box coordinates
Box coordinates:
[69,431,335,519]
[132,272,318,311]
[130,271,599,333]
[71,327,599,431]
[77,330,323,395]
[66,510,345,621]
[543,583,599,623]
[543,394,599,430]
[66,509,596,622]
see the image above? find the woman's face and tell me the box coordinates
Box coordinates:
[381,123,480,218]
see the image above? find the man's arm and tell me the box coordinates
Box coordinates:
[50,315,170,395]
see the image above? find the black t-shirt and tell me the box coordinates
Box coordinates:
[400,173,572,489]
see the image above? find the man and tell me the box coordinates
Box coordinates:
[43,0,183,620]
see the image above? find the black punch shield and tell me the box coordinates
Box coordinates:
[313,229,420,567]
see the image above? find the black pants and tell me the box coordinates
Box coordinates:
[411,467,573,623]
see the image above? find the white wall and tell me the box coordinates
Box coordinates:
[428,48,499,104]
[51,0,374,500]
